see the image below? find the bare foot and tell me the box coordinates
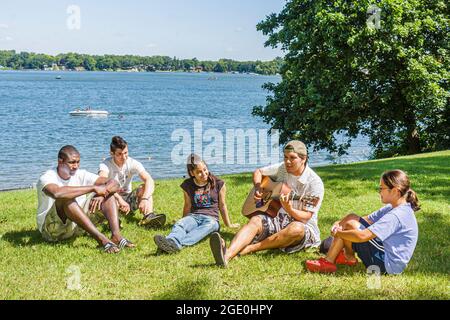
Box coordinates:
[343,250,358,263]
[233,244,253,258]
[344,253,358,263]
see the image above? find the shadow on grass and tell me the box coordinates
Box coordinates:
[189,262,218,268]
[143,231,235,260]
[153,278,212,300]
[2,229,76,247]
[317,156,450,201]
[217,231,236,242]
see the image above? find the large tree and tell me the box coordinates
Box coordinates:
[254,0,449,157]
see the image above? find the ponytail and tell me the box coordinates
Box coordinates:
[406,189,420,212]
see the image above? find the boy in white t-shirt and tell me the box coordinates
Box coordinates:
[98,136,166,227]
[36,145,135,253]
[210,140,325,267]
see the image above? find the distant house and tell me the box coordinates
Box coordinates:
[194,66,203,73]
[74,66,86,72]
[43,64,53,71]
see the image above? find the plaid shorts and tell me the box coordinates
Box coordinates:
[252,211,319,253]
[123,189,139,212]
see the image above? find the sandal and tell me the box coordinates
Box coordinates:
[210,232,227,267]
[103,242,120,254]
[117,238,135,249]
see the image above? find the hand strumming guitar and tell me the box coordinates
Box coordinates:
[279,193,293,213]
[254,184,263,203]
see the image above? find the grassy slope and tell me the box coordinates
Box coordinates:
[0,151,449,300]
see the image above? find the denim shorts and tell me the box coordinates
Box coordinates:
[352,218,386,273]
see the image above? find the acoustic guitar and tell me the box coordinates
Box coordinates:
[241,176,320,218]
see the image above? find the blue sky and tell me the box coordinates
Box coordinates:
[0,0,286,60]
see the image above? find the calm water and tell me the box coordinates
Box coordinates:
[0,70,371,190]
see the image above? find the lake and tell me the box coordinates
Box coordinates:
[0,70,371,190]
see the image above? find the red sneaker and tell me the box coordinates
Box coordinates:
[335,250,359,266]
[305,258,337,273]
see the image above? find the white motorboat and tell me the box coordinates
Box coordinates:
[69,109,109,117]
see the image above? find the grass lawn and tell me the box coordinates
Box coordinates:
[0,151,449,300]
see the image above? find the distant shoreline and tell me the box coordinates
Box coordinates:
[0,50,284,75]
[0,68,271,76]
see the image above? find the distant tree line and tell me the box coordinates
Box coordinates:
[0,50,283,75]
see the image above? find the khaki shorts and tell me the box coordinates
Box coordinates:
[41,193,104,242]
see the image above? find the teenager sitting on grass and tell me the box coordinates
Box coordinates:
[306,170,419,274]
[36,145,135,253]
[153,154,238,253]
[98,136,166,228]
[210,140,324,267]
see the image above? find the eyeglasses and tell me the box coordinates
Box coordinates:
[378,186,391,193]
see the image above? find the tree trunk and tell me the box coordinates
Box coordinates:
[406,126,421,155]
[404,110,421,155]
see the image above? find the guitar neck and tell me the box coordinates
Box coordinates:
[271,195,302,201]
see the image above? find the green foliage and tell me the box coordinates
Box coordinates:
[254,0,449,158]
[0,50,283,75]
[0,151,448,299]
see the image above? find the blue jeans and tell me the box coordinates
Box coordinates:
[166,214,220,249]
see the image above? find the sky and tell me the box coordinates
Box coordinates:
[0,0,286,61]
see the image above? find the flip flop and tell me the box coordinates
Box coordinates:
[210,232,227,267]
[103,242,120,254]
[117,238,135,249]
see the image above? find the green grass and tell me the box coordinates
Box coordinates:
[0,151,449,300]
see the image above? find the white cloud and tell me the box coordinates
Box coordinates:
[146,43,158,48]
[0,36,13,41]
[234,27,244,32]
[0,24,9,29]
[226,47,234,52]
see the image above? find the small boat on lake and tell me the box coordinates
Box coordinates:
[69,108,109,117]
[55,76,62,79]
